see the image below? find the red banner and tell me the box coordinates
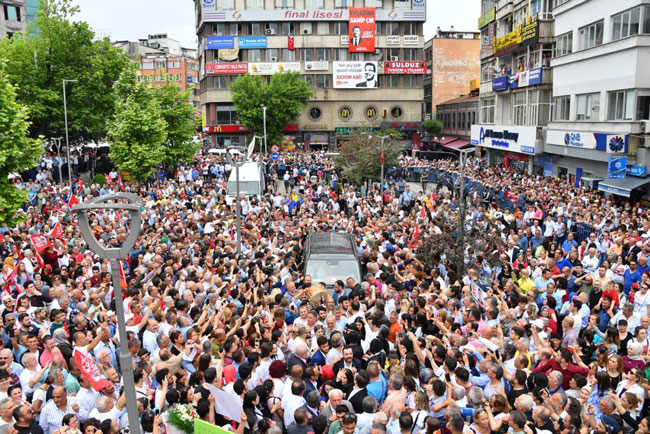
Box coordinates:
[68,194,79,208]
[288,35,295,51]
[30,234,50,254]
[74,349,113,392]
[49,222,63,239]
[348,8,375,53]
[104,174,113,185]
[206,63,248,74]
[383,61,428,74]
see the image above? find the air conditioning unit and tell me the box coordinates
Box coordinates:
[390,56,399,61]
[302,28,311,35]
[271,56,278,62]
[642,120,650,135]
[643,136,650,149]
[266,29,276,35]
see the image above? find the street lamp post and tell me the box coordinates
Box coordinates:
[51,137,63,185]
[261,105,267,154]
[225,146,247,256]
[380,136,388,189]
[63,79,78,188]
[72,193,143,434]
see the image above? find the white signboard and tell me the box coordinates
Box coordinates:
[387,35,401,45]
[547,130,598,149]
[340,35,349,45]
[248,62,301,75]
[304,61,329,71]
[199,8,425,22]
[403,35,419,45]
[333,61,378,89]
[470,125,537,154]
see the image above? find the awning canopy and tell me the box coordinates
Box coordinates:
[443,140,472,150]
[598,177,650,197]
[435,137,460,145]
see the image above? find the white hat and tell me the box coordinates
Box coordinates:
[459,344,476,354]
[532,318,545,330]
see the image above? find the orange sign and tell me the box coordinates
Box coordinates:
[348,8,375,53]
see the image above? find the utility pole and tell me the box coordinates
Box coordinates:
[63,79,78,188]
[261,105,267,154]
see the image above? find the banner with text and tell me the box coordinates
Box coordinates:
[334,61,378,88]
[383,61,427,74]
[348,8,375,53]
[206,63,248,74]
[248,62,300,75]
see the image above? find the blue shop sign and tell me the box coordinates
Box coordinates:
[627,165,648,177]
[492,76,509,92]
[509,67,543,90]
[238,36,267,49]
[207,36,235,50]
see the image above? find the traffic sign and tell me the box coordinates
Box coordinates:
[271,152,279,160]
[271,145,279,152]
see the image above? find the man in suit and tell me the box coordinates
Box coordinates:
[347,371,370,414]
[355,63,377,88]
[287,343,309,374]
[333,346,363,375]
[351,26,362,46]
[320,388,354,423]
[303,390,322,424]
[310,337,329,366]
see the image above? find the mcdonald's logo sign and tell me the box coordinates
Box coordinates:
[339,106,352,120]
[365,106,377,120]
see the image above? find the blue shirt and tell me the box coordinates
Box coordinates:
[562,239,578,253]
[624,269,642,294]
[557,258,573,270]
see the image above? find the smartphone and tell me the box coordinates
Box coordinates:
[154,408,160,415]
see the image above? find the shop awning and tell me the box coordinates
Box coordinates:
[598,177,650,197]
[443,140,472,150]
[434,137,460,145]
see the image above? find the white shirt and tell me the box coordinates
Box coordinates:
[142,329,159,354]
[88,406,120,423]
[282,393,306,427]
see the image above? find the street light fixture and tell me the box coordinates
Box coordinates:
[225,146,247,256]
[369,135,390,189]
[72,193,143,434]
[63,79,78,188]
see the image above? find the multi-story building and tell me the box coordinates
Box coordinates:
[113,34,200,107]
[423,29,480,120]
[434,91,478,151]
[1,0,39,37]
[471,0,554,174]
[194,0,426,150]
[547,0,650,197]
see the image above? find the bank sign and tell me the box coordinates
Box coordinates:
[547,130,629,153]
[471,125,537,154]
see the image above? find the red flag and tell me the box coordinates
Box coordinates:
[77,179,84,196]
[381,149,385,165]
[118,173,122,185]
[119,262,127,290]
[418,206,426,219]
[68,194,79,208]
[104,174,113,185]
[49,222,63,239]
[288,35,295,51]
[0,232,4,243]
[1,266,17,287]
[73,349,113,392]
[30,234,50,254]
[504,190,516,201]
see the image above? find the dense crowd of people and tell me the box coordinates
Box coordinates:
[0,149,649,434]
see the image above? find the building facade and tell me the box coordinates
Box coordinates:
[435,94,478,150]
[194,0,426,150]
[423,29,480,120]
[113,35,200,107]
[547,0,650,196]
[471,0,554,173]
[1,0,27,37]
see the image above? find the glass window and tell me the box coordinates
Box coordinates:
[230,24,241,35]
[246,0,264,9]
[512,91,527,126]
[553,96,570,121]
[386,48,399,61]
[480,97,495,124]
[214,24,227,36]
[350,53,365,61]
[394,0,410,10]
[335,49,348,61]
[300,49,314,62]
[303,75,314,87]
[554,32,572,57]
[317,22,330,35]
[404,22,418,35]
[306,0,324,7]
[481,60,496,82]
[366,0,382,7]
[142,61,154,69]
[282,49,296,62]
[266,23,279,34]
[608,90,634,120]
[334,22,348,35]
[214,77,228,90]
[402,49,416,61]
[645,6,650,33]
[403,76,416,87]
[386,22,400,35]
[612,7,641,41]
[375,22,382,35]
[248,50,262,62]
[576,93,600,120]
[381,76,400,87]
[300,23,313,35]
[251,23,263,35]
[578,20,603,50]
[637,90,650,120]
[317,75,330,88]
[317,48,330,61]
[275,0,294,8]
[282,23,295,35]
[265,49,279,61]
[216,0,234,9]
[335,0,353,7]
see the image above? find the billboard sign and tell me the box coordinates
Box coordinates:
[521,19,539,46]
[206,63,248,74]
[387,35,401,45]
[348,8,376,53]
[238,36,267,49]
[478,8,495,29]
[471,125,537,154]
[248,62,300,75]
[304,61,329,71]
[403,35,419,45]
[383,61,427,74]
[333,61,378,88]
[201,9,425,22]
[207,36,235,50]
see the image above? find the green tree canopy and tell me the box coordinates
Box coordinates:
[0,0,130,142]
[334,132,401,186]
[0,60,44,227]
[231,72,312,148]
[153,83,199,164]
[423,119,443,136]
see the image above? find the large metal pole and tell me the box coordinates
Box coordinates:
[235,166,241,256]
[63,79,77,188]
[380,137,385,189]
[110,258,141,434]
[262,105,267,154]
[53,138,63,186]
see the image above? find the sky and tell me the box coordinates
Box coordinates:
[72,0,480,48]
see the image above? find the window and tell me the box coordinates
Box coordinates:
[246,0,264,9]
[382,76,400,87]
[282,49,296,62]
[394,0,410,10]
[350,53,365,61]
[528,89,552,126]
[275,0,294,8]
[248,50,262,62]
[555,32,572,57]
[335,49,348,61]
[317,75,330,88]
[576,93,600,120]
[637,90,650,120]
[375,22,382,35]
[265,49,279,61]
[553,96,570,121]
[251,23,263,35]
[612,7,641,41]
[403,76,416,87]
[366,0,383,7]
[303,75,314,87]
[386,48,399,60]
[578,21,603,50]
[169,61,181,68]
[608,90,634,120]
[215,76,229,89]
[386,22,400,35]
[217,104,237,124]
[480,97,495,124]
[142,61,154,70]
[216,0,234,9]
[300,49,313,62]
[3,5,21,21]
[514,5,528,26]
[266,23,279,34]
[553,0,570,7]
[317,48,330,61]
[335,0,353,7]
[481,60,496,82]
[156,61,166,69]
[282,23,294,35]
[306,0,324,7]
[317,22,329,35]
[334,22,348,35]
[402,49,416,61]
[404,22,418,35]
[513,91,527,126]
[214,23,227,35]
[645,6,650,33]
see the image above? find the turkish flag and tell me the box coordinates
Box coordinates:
[0,232,4,243]
[30,234,50,254]
[381,149,384,165]
[68,194,79,208]
[418,206,426,219]
[288,35,295,51]
[74,349,113,392]
[49,222,63,239]
[76,179,84,196]
[2,266,17,288]
[105,174,113,185]
[119,262,128,290]
[504,190,516,201]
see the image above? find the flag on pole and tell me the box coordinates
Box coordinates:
[0,232,4,243]
[381,149,385,165]
[49,222,63,239]
[504,190,516,201]
[104,174,113,185]
[30,234,50,254]
[68,194,79,208]
[76,179,84,196]
[73,349,114,392]
[119,262,128,290]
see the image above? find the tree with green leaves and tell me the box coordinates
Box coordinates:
[334,132,401,186]
[231,72,312,148]
[108,70,167,183]
[153,83,199,164]
[423,119,443,137]
[0,0,130,142]
[0,60,44,227]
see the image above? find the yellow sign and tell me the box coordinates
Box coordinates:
[195,419,232,434]
[339,106,352,120]
[365,106,377,119]
[493,25,522,55]
[478,8,495,29]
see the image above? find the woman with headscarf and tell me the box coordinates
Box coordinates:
[53,326,73,362]
[624,341,647,371]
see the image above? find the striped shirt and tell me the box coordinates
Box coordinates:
[39,397,79,434]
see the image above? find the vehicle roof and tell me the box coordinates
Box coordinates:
[307,232,356,255]
[228,162,262,182]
